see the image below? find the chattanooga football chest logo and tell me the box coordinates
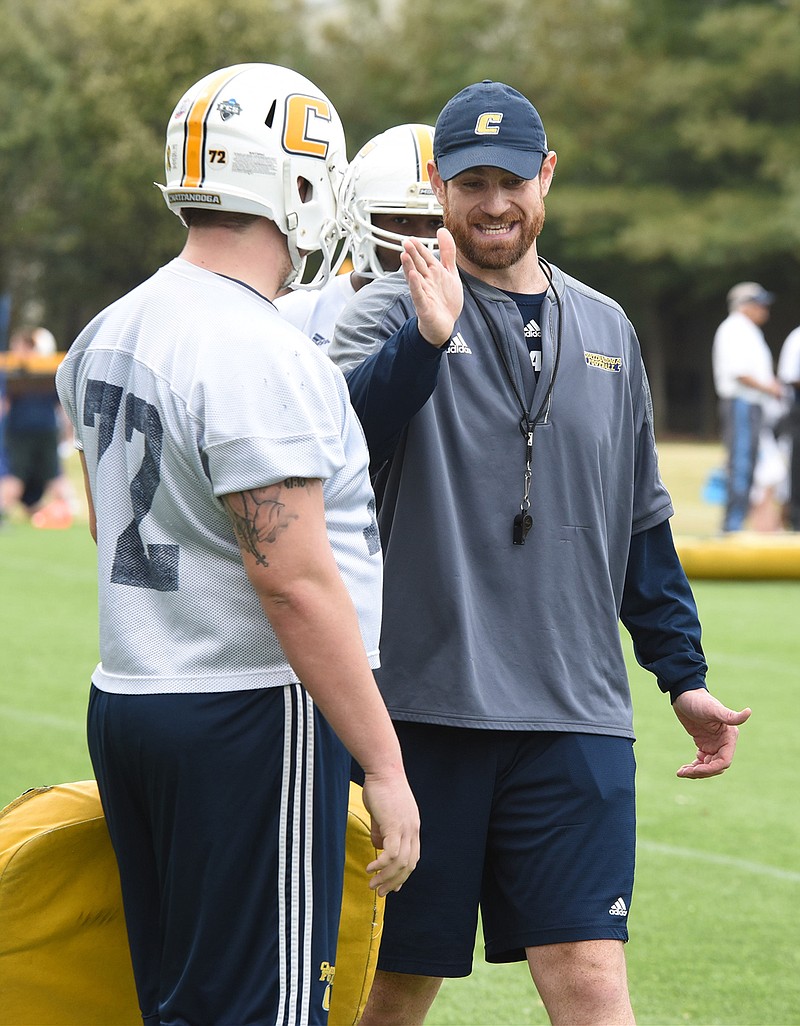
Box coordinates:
[584,351,622,373]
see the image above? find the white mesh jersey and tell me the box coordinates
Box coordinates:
[56,259,382,694]
[275,273,357,352]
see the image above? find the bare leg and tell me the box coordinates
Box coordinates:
[749,486,783,532]
[358,970,443,1026]
[0,475,24,518]
[526,939,635,1026]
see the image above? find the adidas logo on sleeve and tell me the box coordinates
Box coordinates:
[608,897,628,917]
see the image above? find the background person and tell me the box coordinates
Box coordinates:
[711,281,785,533]
[747,391,790,532]
[330,79,751,1026]
[56,62,418,1026]
[0,326,72,527]
[777,322,800,530]
[276,123,442,350]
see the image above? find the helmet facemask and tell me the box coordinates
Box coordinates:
[338,124,443,279]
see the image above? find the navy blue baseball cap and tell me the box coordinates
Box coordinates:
[433,80,549,181]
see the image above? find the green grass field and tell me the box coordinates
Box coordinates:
[2,444,798,1026]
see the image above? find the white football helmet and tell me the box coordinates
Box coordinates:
[339,123,443,278]
[159,63,348,288]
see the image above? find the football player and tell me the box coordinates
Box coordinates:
[56,63,419,1026]
[276,123,443,350]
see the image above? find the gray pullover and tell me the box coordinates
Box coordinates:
[331,264,692,737]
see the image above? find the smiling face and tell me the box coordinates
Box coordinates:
[429,155,556,285]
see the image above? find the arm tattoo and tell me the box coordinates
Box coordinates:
[224,478,309,566]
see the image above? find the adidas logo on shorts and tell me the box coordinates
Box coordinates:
[608,897,628,917]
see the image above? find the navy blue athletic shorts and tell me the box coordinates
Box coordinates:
[376,723,636,978]
[88,683,349,1026]
[5,429,60,501]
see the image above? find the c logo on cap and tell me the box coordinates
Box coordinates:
[474,112,504,136]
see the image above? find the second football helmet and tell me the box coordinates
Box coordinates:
[339,123,443,278]
[159,63,348,288]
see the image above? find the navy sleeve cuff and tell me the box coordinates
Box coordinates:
[620,519,708,700]
[667,676,708,704]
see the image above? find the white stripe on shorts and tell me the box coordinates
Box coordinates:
[276,683,316,1025]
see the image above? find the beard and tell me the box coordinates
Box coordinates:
[443,197,545,271]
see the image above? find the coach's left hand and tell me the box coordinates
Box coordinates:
[672,689,751,779]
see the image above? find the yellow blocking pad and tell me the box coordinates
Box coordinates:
[675,532,800,580]
[0,780,384,1026]
[0,781,139,1026]
[329,782,385,1025]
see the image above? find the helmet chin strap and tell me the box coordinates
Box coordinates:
[279,261,301,291]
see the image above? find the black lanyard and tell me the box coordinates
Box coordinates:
[460,258,562,545]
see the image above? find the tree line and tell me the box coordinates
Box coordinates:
[2,0,798,433]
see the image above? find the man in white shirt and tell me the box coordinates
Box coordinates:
[711,281,784,532]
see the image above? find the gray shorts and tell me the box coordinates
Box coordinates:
[377,723,636,977]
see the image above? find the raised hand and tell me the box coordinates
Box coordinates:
[400,227,463,349]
